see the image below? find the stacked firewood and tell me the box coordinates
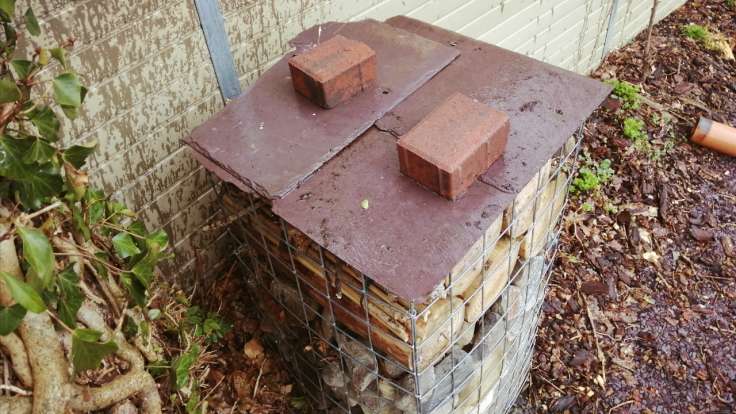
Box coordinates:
[223,138,574,413]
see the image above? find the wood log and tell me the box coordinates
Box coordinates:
[460,237,521,323]
[223,173,553,378]
[518,172,567,260]
[512,255,546,314]
[456,344,503,410]
[502,159,552,238]
[246,215,460,370]
[448,214,502,296]
[455,312,505,412]
[455,321,475,348]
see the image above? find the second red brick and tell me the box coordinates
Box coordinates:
[397,92,510,200]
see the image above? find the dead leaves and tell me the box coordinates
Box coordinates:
[521,1,736,411]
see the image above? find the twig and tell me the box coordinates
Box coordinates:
[0,383,32,396]
[252,359,266,399]
[608,399,634,413]
[643,0,660,62]
[202,374,226,403]
[47,309,74,334]
[536,373,565,394]
[22,201,63,222]
[2,351,7,397]
[639,95,689,122]
[581,293,607,389]
[84,261,121,318]
[100,222,146,240]
[54,252,126,273]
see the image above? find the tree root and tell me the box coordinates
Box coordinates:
[0,395,31,414]
[0,222,162,414]
[0,333,32,388]
[18,312,69,414]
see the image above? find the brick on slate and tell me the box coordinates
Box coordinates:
[397,92,509,200]
[288,34,377,108]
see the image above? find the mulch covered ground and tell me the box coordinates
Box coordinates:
[195,1,736,412]
[517,0,736,412]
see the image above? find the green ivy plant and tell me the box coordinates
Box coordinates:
[0,3,172,413]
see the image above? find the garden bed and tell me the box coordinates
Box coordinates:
[516,0,736,412]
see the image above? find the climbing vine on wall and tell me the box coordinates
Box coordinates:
[0,2,193,413]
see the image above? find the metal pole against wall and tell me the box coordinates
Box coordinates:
[193,0,242,102]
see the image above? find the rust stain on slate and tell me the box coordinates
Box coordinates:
[184,19,459,199]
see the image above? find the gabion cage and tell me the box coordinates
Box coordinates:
[217,133,581,414]
[185,15,609,414]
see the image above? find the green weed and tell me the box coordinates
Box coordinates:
[682,23,710,41]
[581,201,595,212]
[623,117,650,151]
[571,158,614,194]
[184,306,233,344]
[651,135,677,161]
[606,79,641,110]
[681,23,735,59]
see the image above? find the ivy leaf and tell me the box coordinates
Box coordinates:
[0,0,15,18]
[0,271,46,313]
[71,328,118,373]
[24,7,39,36]
[50,47,68,69]
[21,138,54,164]
[88,201,105,225]
[146,230,169,250]
[86,189,106,225]
[172,344,200,390]
[38,48,49,65]
[10,59,33,79]
[129,229,169,288]
[16,226,54,289]
[112,232,140,259]
[71,204,90,241]
[61,140,96,168]
[53,73,86,119]
[0,135,63,209]
[29,106,60,141]
[0,78,20,103]
[120,273,146,307]
[0,304,26,335]
[130,253,155,288]
[57,266,83,328]
[63,161,88,200]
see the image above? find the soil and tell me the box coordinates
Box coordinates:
[194,1,736,412]
[516,0,736,412]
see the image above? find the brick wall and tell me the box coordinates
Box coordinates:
[19,0,685,280]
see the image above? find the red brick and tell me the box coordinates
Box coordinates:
[397,92,509,200]
[288,35,377,109]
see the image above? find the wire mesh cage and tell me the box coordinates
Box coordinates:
[216,129,583,414]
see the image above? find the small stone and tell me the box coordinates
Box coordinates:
[244,338,264,360]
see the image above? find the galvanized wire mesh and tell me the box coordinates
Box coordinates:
[215,128,583,413]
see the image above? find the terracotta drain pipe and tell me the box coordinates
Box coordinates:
[691,117,736,157]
